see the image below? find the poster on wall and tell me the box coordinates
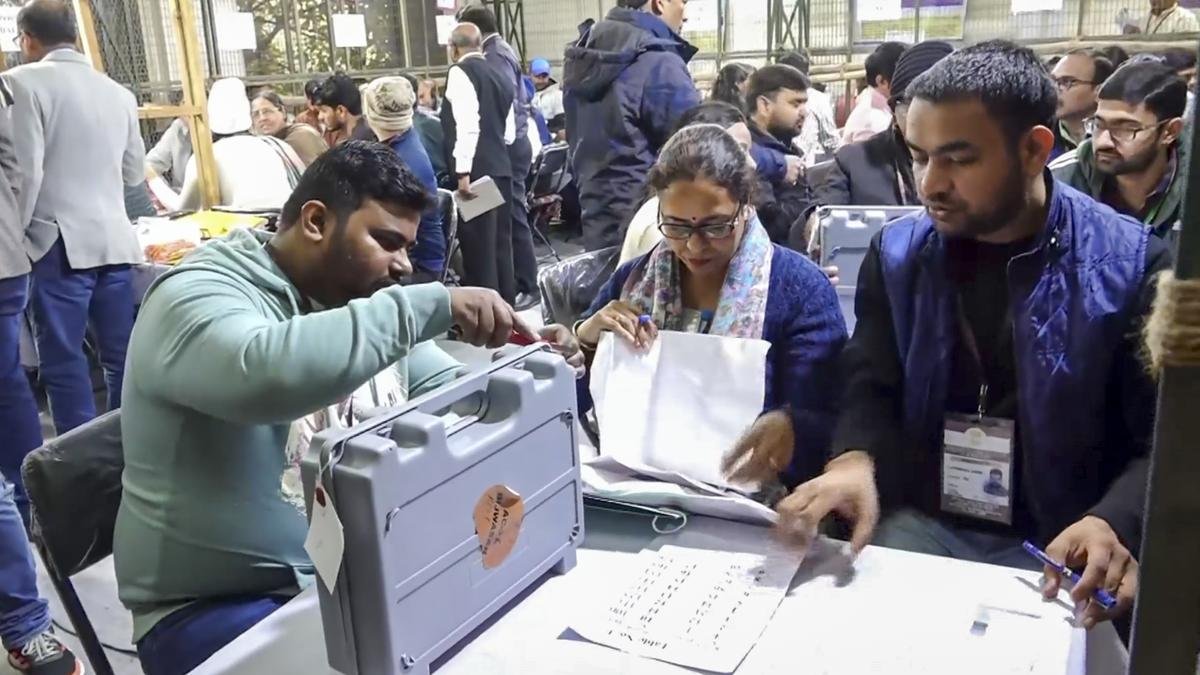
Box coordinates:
[215,12,257,51]
[682,0,720,51]
[332,13,368,48]
[857,0,903,22]
[858,0,968,41]
[436,15,457,45]
[1011,0,1063,13]
[0,6,20,53]
[436,0,458,9]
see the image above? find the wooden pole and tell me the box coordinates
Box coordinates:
[168,0,220,208]
[72,0,104,70]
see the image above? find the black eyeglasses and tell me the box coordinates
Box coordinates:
[11,32,22,47]
[1083,117,1169,144]
[1053,76,1097,90]
[657,204,743,241]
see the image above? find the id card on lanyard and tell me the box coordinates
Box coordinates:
[941,296,1016,525]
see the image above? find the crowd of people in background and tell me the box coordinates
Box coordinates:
[1,0,1199,672]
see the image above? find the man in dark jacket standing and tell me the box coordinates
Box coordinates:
[459,6,540,309]
[564,0,699,251]
[765,42,1167,631]
[814,40,953,207]
[745,65,816,244]
[443,23,518,302]
[1050,60,1186,245]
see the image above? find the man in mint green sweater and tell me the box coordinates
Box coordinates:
[113,142,540,675]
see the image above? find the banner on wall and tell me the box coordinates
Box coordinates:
[332,13,368,48]
[858,0,968,41]
[0,6,19,54]
[214,12,256,52]
[1011,0,1063,13]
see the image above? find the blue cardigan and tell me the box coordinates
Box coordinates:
[581,245,848,485]
[386,130,445,276]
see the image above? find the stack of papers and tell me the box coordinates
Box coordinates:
[582,455,777,526]
[585,330,778,525]
[589,332,771,491]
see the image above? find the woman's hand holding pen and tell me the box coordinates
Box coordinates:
[575,301,657,350]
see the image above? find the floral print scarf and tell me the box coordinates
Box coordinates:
[620,215,773,339]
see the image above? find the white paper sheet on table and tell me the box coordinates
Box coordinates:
[590,331,770,490]
[749,540,1078,675]
[570,543,802,673]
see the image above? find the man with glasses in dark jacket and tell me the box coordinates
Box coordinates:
[563,0,699,251]
[1051,59,1187,245]
[1049,49,1115,161]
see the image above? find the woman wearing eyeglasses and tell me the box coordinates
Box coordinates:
[251,90,329,167]
[573,124,848,486]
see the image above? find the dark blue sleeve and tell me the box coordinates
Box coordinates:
[767,254,849,486]
[750,143,787,184]
[639,54,703,151]
[396,138,445,275]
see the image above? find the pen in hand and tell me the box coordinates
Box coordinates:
[1022,540,1117,611]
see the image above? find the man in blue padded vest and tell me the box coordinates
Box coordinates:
[763,41,1170,631]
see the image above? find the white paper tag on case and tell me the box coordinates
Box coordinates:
[304,483,345,594]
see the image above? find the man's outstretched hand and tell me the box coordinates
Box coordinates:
[773,451,880,555]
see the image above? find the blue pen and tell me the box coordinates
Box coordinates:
[638,314,652,327]
[1022,541,1118,610]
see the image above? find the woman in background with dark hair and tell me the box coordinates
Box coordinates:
[710,63,756,110]
[251,90,328,166]
[579,124,847,487]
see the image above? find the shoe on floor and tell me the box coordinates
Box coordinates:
[7,631,85,675]
[514,292,541,312]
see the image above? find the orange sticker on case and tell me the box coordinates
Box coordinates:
[474,485,525,569]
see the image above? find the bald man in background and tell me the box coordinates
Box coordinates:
[442,23,518,303]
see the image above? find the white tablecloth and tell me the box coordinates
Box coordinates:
[195,512,1128,675]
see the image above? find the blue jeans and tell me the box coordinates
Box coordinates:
[0,275,43,521]
[873,508,1042,571]
[30,238,134,435]
[0,472,50,651]
[136,595,290,675]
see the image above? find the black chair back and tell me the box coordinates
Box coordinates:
[437,188,459,283]
[21,409,124,675]
[536,246,620,328]
[528,143,572,201]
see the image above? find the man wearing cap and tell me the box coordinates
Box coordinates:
[815,41,953,207]
[3,0,145,450]
[563,0,699,251]
[530,58,566,138]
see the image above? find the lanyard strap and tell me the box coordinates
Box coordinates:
[955,294,991,420]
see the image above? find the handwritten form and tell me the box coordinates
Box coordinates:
[570,544,801,673]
